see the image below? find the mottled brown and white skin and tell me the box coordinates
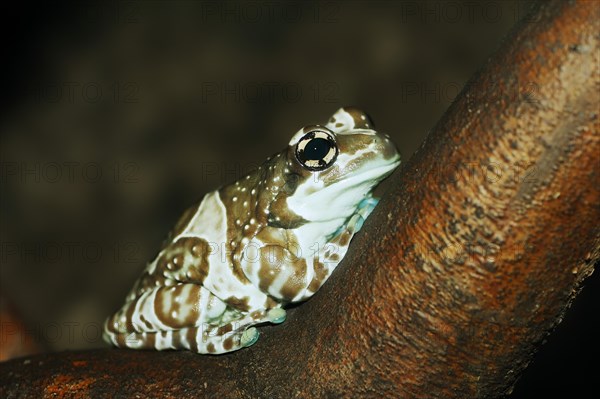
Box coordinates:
[103,107,400,354]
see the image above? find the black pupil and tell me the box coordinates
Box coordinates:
[304,138,331,160]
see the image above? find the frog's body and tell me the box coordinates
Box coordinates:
[103,107,400,354]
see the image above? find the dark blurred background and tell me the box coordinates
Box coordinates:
[0,1,597,397]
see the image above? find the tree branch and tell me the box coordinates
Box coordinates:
[1,1,598,397]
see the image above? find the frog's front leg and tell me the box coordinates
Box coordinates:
[327,195,378,240]
[302,196,380,300]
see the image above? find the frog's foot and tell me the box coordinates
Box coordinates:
[240,327,259,347]
[267,308,287,324]
[106,323,257,355]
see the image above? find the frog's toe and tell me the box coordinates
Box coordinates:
[358,196,379,213]
[348,213,367,232]
[267,308,287,324]
[240,327,259,348]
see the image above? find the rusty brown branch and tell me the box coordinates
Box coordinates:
[1,1,599,397]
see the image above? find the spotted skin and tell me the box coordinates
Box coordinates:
[104,107,400,354]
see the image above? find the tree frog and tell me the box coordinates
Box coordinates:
[103,107,400,354]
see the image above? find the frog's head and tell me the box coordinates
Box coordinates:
[270,107,400,238]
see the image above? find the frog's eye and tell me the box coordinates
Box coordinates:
[295,129,338,171]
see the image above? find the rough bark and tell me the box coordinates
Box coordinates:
[1,1,599,398]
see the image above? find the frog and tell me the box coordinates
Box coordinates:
[103,107,401,354]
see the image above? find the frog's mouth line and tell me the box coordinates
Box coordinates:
[331,158,400,188]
